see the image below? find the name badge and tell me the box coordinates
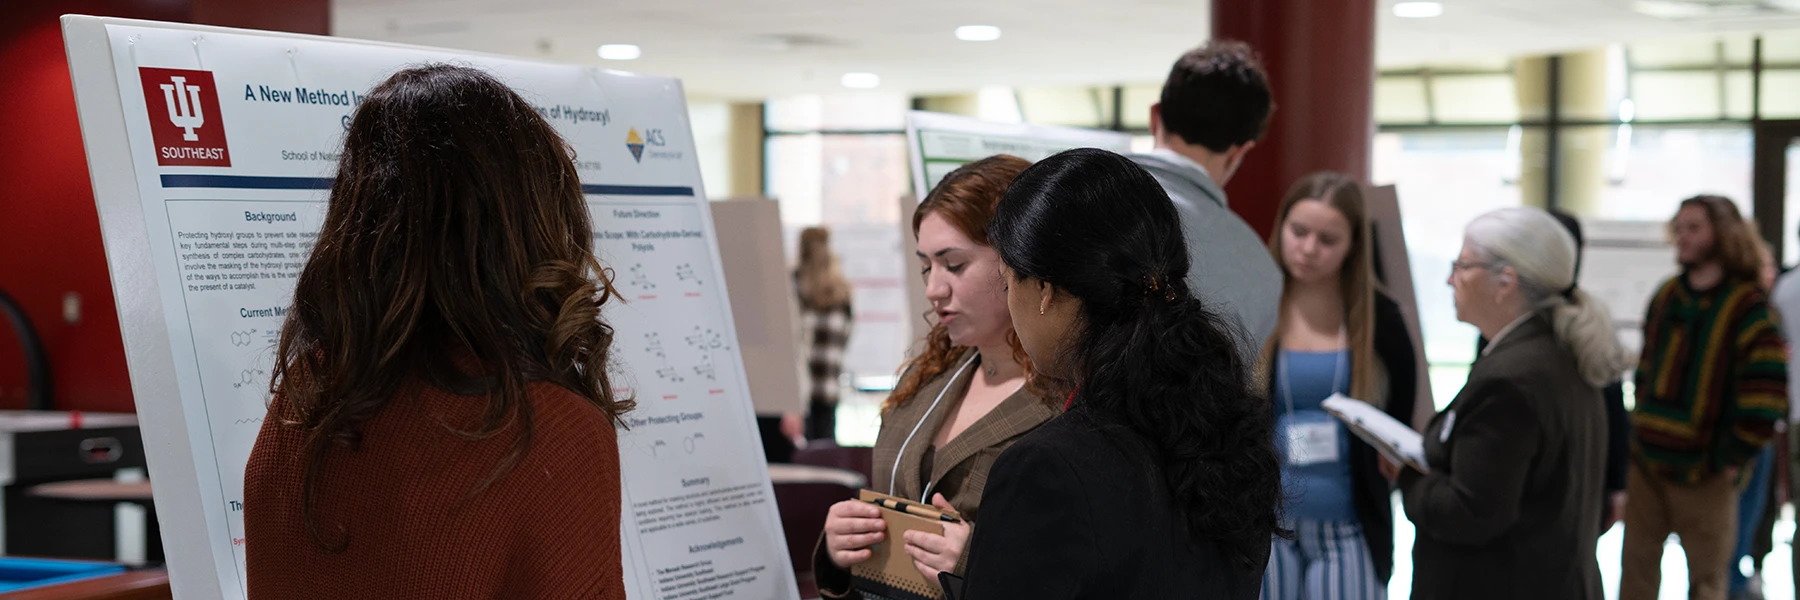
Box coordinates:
[1286,421,1341,466]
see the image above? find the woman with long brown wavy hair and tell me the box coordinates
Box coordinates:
[811,155,1058,596]
[244,64,633,598]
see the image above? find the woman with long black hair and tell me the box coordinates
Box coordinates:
[957,148,1283,599]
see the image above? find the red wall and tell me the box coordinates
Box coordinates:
[0,1,326,413]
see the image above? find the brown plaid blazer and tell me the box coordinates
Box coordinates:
[814,348,1058,598]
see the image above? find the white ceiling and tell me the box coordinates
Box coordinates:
[331,0,1800,100]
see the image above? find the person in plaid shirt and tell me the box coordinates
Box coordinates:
[796,226,854,442]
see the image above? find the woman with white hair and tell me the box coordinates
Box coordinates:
[1388,207,1633,600]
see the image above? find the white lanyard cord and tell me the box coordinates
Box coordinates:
[888,352,979,497]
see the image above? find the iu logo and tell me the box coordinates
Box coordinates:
[138,67,231,167]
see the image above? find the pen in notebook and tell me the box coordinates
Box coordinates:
[867,497,962,523]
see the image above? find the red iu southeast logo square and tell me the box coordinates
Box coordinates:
[139,67,231,167]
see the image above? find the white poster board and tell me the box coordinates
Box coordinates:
[1365,185,1436,430]
[710,198,805,414]
[63,16,794,600]
[1580,220,1676,358]
[904,111,1134,201]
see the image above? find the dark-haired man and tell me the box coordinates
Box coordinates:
[1130,40,1282,363]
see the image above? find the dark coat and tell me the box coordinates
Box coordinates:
[1399,311,1606,600]
[959,401,1268,600]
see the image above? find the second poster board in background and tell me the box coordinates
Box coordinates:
[1579,220,1677,358]
[712,198,806,415]
[1364,185,1436,430]
[900,112,1134,372]
[905,111,1134,200]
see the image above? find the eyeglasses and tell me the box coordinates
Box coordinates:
[1450,260,1495,273]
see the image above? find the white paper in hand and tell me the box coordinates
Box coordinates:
[1319,394,1430,474]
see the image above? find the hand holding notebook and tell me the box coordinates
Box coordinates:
[1320,393,1431,474]
[850,490,965,600]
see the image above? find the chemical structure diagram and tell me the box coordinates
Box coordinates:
[684,326,729,381]
[642,433,705,458]
[675,263,701,286]
[628,263,656,292]
[643,332,684,383]
[232,367,267,390]
[229,329,259,347]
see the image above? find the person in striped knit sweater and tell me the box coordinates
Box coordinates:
[1619,195,1789,600]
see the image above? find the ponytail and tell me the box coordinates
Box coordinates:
[1551,289,1633,387]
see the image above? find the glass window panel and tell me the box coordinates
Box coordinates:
[1629,72,1721,120]
[1431,74,1519,123]
[1584,125,1751,222]
[1433,58,1512,71]
[1121,83,1160,129]
[1371,129,1522,409]
[1724,70,1753,120]
[1375,76,1430,124]
[687,101,733,199]
[1722,33,1755,67]
[1763,30,1800,63]
[1017,87,1104,127]
[1762,70,1800,119]
[1628,35,1720,68]
[765,93,907,132]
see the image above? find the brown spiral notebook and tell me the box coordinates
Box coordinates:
[849,489,962,600]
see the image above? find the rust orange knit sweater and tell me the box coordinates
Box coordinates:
[244,379,625,598]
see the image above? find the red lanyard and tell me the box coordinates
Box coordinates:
[1064,388,1078,411]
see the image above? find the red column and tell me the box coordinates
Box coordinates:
[1211,0,1376,239]
[0,0,327,412]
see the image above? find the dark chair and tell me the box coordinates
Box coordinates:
[792,441,874,487]
[770,464,865,600]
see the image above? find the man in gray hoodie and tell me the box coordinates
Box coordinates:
[1131,40,1283,362]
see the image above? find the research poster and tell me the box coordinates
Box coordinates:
[904,110,1133,198]
[64,16,794,600]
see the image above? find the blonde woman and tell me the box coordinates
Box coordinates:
[795,227,855,442]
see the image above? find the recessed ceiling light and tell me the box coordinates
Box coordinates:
[597,44,641,60]
[955,25,1002,42]
[1393,2,1444,17]
[841,72,880,89]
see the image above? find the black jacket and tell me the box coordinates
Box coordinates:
[959,401,1268,600]
[1263,292,1416,582]
[1401,312,1606,600]
[1477,333,1630,527]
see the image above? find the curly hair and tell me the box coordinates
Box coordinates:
[270,65,633,550]
[886,155,1036,413]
